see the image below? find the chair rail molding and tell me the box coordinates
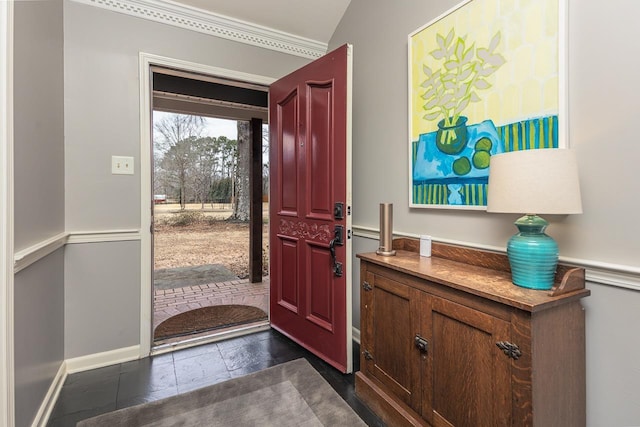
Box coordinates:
[70,0,327,59]
[66,229,141,244]
[13,233,68,274]
[352,225,640,292]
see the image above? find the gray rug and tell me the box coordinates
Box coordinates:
[77,358,366,427]
[154,264,238,290]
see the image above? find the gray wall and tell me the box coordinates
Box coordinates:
[63,0,311,358]
[329,0,640,425]
[330,0,640,265]
[13,0,65,252]
[14,250,65,427]
[64,242,140,358]
[13,1,65,426]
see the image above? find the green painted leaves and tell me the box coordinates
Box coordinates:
[421,28,506,134]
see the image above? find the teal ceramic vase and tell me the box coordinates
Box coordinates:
[506,215,558,290]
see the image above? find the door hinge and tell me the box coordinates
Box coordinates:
[363,349,374,360]
[496,341,521,360]
[414,334,429,354]
[362,281,372,291]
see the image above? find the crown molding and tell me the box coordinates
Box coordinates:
[70,0,327,59]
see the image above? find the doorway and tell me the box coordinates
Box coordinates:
[151,113,270,347]
[139,56,273,354]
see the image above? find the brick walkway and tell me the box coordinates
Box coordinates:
[153,277,270,331]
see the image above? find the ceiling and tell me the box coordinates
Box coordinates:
[169,0,352,43]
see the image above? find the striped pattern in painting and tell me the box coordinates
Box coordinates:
[496,116,558,152]
[411,115,559,206]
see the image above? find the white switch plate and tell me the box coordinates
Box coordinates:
[112,156,134,175]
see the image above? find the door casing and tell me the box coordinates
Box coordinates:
[138,53,275,357]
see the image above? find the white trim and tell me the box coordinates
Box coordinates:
[351,225,640,290]
[66,229,140,244]
[585,268,640,292]
[140,53,153,359]
[352,327,360,345]
[71,0,326,59]
[13,233,67,274]
[30,362,66,427]
[558,0,569,148]
[65,345,140,374]
[345,44,354,374]
[10,230,142,275]
[151,323,270,356]
[139,52,276,358]
[0,0,15,425]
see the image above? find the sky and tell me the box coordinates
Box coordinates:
[153,111,238,140]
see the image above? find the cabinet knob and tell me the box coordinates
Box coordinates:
[363,349,374,360]
[414,334,429,353]
[362,281,372,291]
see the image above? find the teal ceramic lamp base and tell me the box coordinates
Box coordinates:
[506,214,558,290]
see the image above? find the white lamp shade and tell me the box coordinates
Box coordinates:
[487,149,582,215]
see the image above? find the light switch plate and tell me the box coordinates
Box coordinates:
[112,156,134,175]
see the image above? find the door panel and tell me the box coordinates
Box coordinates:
[306,242,334,331]
[424,296,512,427]
[365,274,422,410]
[307,81,333,219]
[269,44,352,372]
[277,89,299,216]
[275,236,299,313]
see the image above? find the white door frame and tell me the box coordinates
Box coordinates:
[0,1,15,426]
[138,53,274,356]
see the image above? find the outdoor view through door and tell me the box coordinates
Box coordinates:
[151,112,270,346]
[269,44,353,373]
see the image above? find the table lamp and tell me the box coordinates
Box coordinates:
[486,148,582,290]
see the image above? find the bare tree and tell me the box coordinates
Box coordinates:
[231,121,251,221]
[191,137,217,208]
[153,113,205,209]
[160,137,198,209]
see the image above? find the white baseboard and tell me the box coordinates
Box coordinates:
[65,345,140,374]
[31,361,66,427]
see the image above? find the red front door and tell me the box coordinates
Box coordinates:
[269,44,352,373]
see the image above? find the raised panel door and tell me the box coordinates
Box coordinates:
[422,295,512,427]
[362,272,423,412]
[269,44,352,372]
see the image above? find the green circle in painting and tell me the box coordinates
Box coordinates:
[453,157,472,175]
[472,151,491,169]
[474,137,493,152]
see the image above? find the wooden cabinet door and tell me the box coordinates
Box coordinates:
[361,271,423,412]
[421,295,512,427]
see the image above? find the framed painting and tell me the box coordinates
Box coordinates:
[409,0,567,209]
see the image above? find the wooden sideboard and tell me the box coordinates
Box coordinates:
[356,238,589,427]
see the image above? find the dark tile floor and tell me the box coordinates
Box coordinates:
[47,329,384,426]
